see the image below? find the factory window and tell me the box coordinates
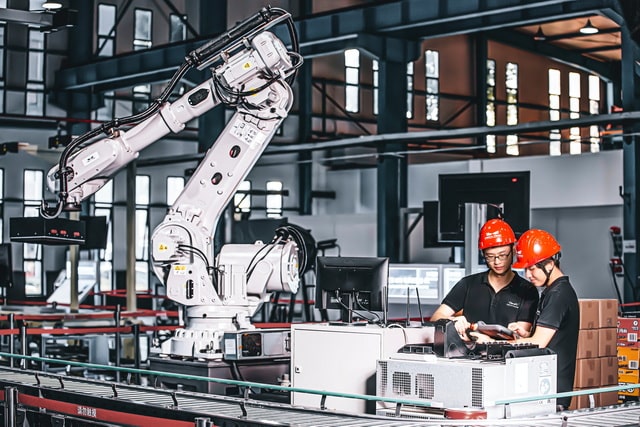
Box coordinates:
[505,62,518,156]
[485,59,496,153]
[372,60,414,118]
[23,170,43,295]
[134,9,153,50]
[406,62,414,119]
[97,3,116,57]
[132,84,151,114]
[166,176,184,206]
[26,30,44,116]
[170,14,187,43]
[136,175,150,291]
[548,68,561,156]
[266,181,283,218]
[569,72,581,155]
[425,50,439,121]
[372,60,378,115]
[93,180,113,292]
[589,75,601,153]
[94,90,114,121]
[0,24,5,113]
[344,49,359,113]
[234,180,252,220]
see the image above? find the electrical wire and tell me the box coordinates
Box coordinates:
[354,293,383,324]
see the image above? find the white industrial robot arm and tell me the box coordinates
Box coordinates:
[42,7,305,358]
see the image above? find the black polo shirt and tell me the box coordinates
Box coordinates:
[534,275,579,409]
[441,270,538,326]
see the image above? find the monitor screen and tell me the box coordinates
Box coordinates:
[315,256,389,323]
[436,171,530,244]
[0,243,12,288]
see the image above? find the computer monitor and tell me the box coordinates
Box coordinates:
[434,171,530,244]
[315,256,389,323]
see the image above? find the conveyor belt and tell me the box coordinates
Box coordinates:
[1,366,640,426]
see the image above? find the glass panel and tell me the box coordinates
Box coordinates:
[570,132,581,155]
[24,170,43,200]
[28,50,44,82]
[345,85,359,113]
[589,99,599,115]
[97,37,113,57]
[135,209,149,260]
[486,59,495,86]
[166,176,184,206]
[24,260,42,295]
[344,49,359,67]
[234,180,251,213]
[486,103,495,126]
[98,4,116,36]
[170,14,186,42]
[134,9,152,41]
[589,75,600,101]
[548,69,561,95]
[485,135,496,154]
[345,67,359,84]
[507,104,518,125]
[266,181,283,217]
[426,95,439,121]
[425,50,439,78]
[100,260,113,291]
[549,95,560,110]
[569,72,580,98]
[550,131,561,156]
[387,266,440,300]
[136,260,149,291]
[505,63,518,89]
[94,180,113,204]
[136,175,150,205]
[506,135,519,156]
[549,110,560,121]
[372,60,378,116]
[426,78,438,94]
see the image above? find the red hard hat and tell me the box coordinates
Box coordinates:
[478,219,516,250]
[512,229,561,269]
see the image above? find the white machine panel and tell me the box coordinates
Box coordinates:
[377,354,557,419]
[290,323,433,414]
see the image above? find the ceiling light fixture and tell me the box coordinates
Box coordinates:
[41,1,63,10]
[533,26,546,41]
[579,19,599,35]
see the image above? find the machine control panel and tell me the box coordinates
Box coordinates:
[223,329,290,360]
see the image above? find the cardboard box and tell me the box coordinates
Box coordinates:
[598,299,618,328]
[601,356,618,386]
[599,328,617,357]
[574,358,601,388]
[568,390,596,410]
[598,391,619,406]
[576,329,598,359]
[579,299,599,329]
[618,347,640,369]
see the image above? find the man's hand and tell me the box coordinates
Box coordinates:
[508,322,529,338]
[452,315,471,340]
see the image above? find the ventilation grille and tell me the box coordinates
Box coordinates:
[471,367,483,407]
[377,361,388,396]
[415,373,434,400]
[392,371,411,396]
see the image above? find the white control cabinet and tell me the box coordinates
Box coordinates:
[290,323,432,414]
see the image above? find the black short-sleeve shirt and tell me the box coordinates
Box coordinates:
[534,275,579,408]
[441,271,539,326]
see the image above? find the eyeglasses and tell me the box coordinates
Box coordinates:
[484,251,512,263]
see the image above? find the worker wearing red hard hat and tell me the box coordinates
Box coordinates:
[508,229,579,411]
[431,219,538,340]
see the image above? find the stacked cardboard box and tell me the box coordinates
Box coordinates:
[618,316,640,402]
[569,299,618,410]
